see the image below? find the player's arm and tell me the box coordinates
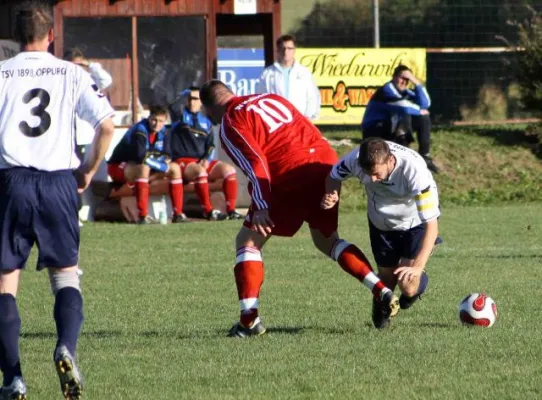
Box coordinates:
[88,62,113,90]
[396,179,440,282]
[74,68,116,192]
[77,118,115,192]
[306,73,321,120]
[198,131,215,164]
[321,149,359,209]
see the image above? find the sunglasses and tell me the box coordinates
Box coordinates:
[189,96,200,101]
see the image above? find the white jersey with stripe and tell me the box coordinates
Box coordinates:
[0,51,114,171]
[330,141,440,231]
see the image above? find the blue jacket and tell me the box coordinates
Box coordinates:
[182,109,212,134]
[108,119,170,164]
[361,81,431,129]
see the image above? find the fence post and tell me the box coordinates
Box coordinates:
[373,0,380,48]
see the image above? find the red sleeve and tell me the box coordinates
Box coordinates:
[220,114,271,210]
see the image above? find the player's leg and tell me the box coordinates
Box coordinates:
[34,170,83,399]
[0,270,26,399]
[395,224,431,310]
[124,163,152,223]
[183,162,226,221]
[165,162,187,222]
[0,168,39,398]
[208,161,243,219]
[412,114,439,173]
[228,225,270,337]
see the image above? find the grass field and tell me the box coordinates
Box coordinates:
[15,203,542,399]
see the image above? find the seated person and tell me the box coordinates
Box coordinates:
[361,65,439,173]
[107,105,187,224]
[169,87,244,221]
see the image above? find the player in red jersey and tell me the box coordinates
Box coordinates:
[200,80,399,336]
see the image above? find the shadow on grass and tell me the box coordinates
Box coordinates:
[22,330,122,339]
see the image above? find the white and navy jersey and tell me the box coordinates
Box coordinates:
[0,51,114,171]
[330,141,440,231]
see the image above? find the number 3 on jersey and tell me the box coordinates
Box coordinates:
[247,98,293,133]
[19,88,51,137]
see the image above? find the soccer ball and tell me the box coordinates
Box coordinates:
[458,293,497,327]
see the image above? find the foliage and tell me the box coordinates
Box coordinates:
[504,6,542,114]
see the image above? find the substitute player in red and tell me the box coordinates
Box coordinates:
[200,80,399,337]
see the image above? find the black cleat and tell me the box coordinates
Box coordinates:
[0,377,27,400]
[172,213,190,223]
[54,346,83,400]
[227,317,267,338]
[204,209,228,221]
[137,215,155,225]
[423,155,440,174]
[227,210,245,220]
[372,291,400,329]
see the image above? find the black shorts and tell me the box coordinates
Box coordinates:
[369,219,425,267]
[0,168,80,270]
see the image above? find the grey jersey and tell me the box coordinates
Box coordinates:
[330,141,440,231]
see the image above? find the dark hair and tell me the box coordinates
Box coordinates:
[276,34,296,48]
[188,86,200,92]
[63,47,85,61]
[148,104,169,118]
[13,1,53,45]
[199,79,232,107]
[358,138,392,170]
[393,65,411,77]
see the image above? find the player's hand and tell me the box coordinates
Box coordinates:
[74,167,93,194]
[320,191,339,209]
[251,209,275,237]
[394,266,424,284]
[420,109,430,116]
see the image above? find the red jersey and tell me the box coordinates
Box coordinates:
[220,93,334,210]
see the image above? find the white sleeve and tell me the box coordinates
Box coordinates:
[330,149,360,181]
[306,73,321,120]
[256,68,269,94]
[407,164,440,222]
[88,62,113,90]
[75,71,115,129]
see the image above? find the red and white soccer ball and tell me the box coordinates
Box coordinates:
[458,293,497,327]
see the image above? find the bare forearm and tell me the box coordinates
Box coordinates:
[413,219,438,269]
[85,118,115,175]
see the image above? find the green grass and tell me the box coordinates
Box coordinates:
[16,204,542,399]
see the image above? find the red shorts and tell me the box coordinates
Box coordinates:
[107,162,127,182]
[243,151,339,238]
[173,157,218,175]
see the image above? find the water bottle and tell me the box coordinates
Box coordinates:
[159,195,168,225]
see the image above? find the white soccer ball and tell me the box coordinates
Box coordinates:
[458,293,497,327]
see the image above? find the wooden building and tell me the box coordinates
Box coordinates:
[0,0,281,123]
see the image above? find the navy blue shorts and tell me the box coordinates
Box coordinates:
[369,220,425,267]
[0,168,80,270]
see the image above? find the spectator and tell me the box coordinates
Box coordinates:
[64,47,112,92]
[107,105,186,224]
[64,47,114,226]
[361,65,439,173]
[169,87,244,221]
[257,34,320,120]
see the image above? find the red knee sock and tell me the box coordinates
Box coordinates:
[331,240,388,298]
[234,247,264,327]
[135,179,149,218]
[169,178,184,216]
[222,172,238,213]
[194,174,213,214]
